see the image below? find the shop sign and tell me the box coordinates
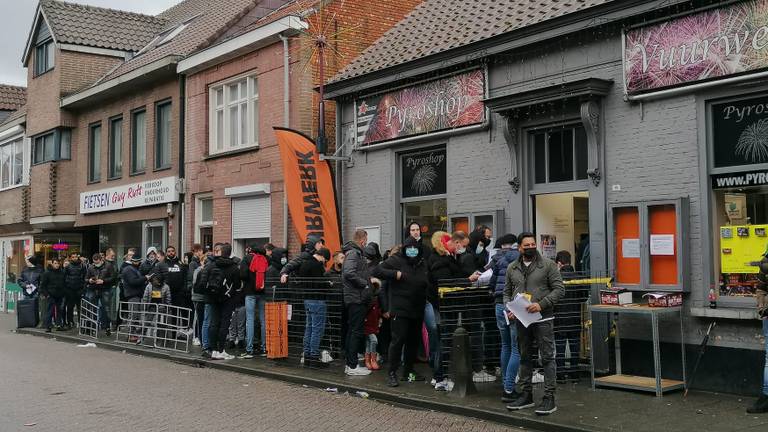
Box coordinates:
[401,148,447,198]
[80,176,179,214]
[356,70,485,146]
[711,95,768,168]
[52,243,69,251]
[624,0,768,94]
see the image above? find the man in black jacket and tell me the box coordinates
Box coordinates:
[165,246,188,310]
[63,252,86,329]
[85,253,117,335]
[120,254,147,342]
[342,229,371,376]
[196,243,241,360]
[40,258,66,332]
[280,234,325,283]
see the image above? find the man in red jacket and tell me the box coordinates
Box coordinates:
[239,245,269,359]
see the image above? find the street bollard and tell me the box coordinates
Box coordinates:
[451,325,476,397]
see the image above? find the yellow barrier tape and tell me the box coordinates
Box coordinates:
[563,277,612,286]
[438,287,472,298]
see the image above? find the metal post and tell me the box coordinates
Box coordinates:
[614,312,622,375]
[652,312,662,397]
[450,326,476,397]
[679,309,687,387]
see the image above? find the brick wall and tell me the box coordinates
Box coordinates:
[59,50,122,96]
[0,186,28,225]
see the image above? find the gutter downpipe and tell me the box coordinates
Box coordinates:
[178,74,186,251]
[279,33,290,248]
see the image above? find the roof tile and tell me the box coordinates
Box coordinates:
[0,85,27,111]
[331,0,614,82]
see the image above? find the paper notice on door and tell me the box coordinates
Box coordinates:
[621,239,640,258]
[650,234,675,256]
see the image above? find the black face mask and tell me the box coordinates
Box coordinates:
[522,247,537,259]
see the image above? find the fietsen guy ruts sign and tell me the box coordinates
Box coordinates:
[624,0,768,94]
[80,176,179,214]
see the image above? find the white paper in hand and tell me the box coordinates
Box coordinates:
[506,294,543,328]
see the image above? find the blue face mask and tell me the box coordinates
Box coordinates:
[405,247,419,258]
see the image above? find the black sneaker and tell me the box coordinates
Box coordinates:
[45,328,52,333]
[506,392,535,411]
[201,350,212,359]
[535,395,557,415]
[502,390,521,403]
[387,372,399,387]
[747,394,768,414]
[105,329,112,337]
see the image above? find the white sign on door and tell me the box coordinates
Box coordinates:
[80,176,179,214]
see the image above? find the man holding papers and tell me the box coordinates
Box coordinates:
[503,232,565,416]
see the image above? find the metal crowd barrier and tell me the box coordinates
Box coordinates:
[264,276,344,369]
[79,298,100,339]
[438,271,601,385]
[115,301,193,353]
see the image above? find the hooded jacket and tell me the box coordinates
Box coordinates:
[241,252,269,296]
[40,265,66,298]
[164,255,187,298]
[427,252,465,308]
[342,241,369,305]
[489,248,520,304]
[371,238,429,318]
[64,260,86,295]
[121,263,146,299]
[503,251,565,319]
[18,265,44,297]
[142,282,172,305]
[139,247,158,276]
[196,256,241,304]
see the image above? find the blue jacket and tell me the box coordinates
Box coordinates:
[489,248,520,303]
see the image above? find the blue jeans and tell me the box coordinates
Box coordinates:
[303,300,327,357]
[496,303,521,393]
[424,302,443,380]
[245,295,267,354]
[85,289,113,330]
[202,304,212,351]
[763,319,768,396]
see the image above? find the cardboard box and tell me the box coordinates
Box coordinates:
[600,288,633,305]
[642,292,683,307]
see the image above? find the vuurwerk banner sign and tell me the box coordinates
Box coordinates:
[274,128,341,257]
[625,0,768,94]
[355,70,485,146]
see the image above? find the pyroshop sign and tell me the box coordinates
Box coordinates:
[274,128,341,257]
[624,0,768,94]
[355,70,485,146]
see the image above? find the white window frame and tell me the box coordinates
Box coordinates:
[208,74,259,155]
[195,193,214,244]
[0,133,30,192]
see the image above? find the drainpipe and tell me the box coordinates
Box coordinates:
[178,75,186,251]
[278,33,290,248]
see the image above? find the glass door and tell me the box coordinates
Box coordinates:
[142,220,167,253]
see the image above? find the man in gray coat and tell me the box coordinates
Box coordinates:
[342,229,371,376]
[504,232,564,416]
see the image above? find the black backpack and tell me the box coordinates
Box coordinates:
[205,265,226,299]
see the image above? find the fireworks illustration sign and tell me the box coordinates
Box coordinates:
[356,70,485,146]
[401,148,447,198]
[712,95,768,168]
[624,0,768,94]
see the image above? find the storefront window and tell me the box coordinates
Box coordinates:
[34,234,82,267]
[100,222,142,259]
[531,125,588,185]
[400,147,447,242]
[4,239,31,290]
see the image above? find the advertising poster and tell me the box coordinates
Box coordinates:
[540,234,557,260]
[720,224,768,273]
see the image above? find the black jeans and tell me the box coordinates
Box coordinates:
[345,303,366,368]
[388,314,423,376]
[206,303,223,352]
[517,320,556,396]
[194,301,205,341]
[64,292,80,326]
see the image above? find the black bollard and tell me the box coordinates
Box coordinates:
[451,325,476,397]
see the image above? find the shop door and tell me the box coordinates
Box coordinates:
[531,192,590,270]
[142,220,166,253]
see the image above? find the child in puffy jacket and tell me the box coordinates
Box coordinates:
[363,278,382,371]
[139,274,172,345]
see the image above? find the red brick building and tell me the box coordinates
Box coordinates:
[180,0,423,255]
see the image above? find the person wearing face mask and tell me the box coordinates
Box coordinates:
[63,252,86,329]
[85,253,117,335]
[121,253,148,342]
[461,226,492,275]
[140,247,158,277]
[188,244,208,347]
[239,245,269,358]
[40,258,66,332]
[342,229,372,376]
[371,236,430,387]
[504,232,565,416]
[405,221,431,260]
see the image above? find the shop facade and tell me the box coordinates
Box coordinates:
[328,0,768,394]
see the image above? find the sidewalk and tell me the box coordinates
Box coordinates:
[5,314,766,432]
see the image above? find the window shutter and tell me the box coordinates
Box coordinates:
[231,196,270,239]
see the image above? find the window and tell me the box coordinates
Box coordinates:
[209,76,259,154]
[156,102,172,169]
[109,117,123,179]
[530,125,588,184]
[34,39,54,76]
[89,124,101,182]
[400,147,448,241]
[195,195,213,246]
[131,110,146,174]
[32,129,70,164]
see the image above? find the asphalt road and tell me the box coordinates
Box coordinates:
[0,322,517,432]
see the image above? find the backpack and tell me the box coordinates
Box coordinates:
[205,265,226,299]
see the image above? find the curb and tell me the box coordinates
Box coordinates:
[14,328,596,432]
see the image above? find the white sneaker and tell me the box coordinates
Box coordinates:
[472,370,497,382]
[211,351,224,360]
[430,378,437,386]
[220,350,235,360]
[434,379,449,391]
[345,365,372,376]
[532,371,545,383]
[192,337,201,346]
[320,350,334,363]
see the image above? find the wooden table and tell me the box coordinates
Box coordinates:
[589,304,686,397]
